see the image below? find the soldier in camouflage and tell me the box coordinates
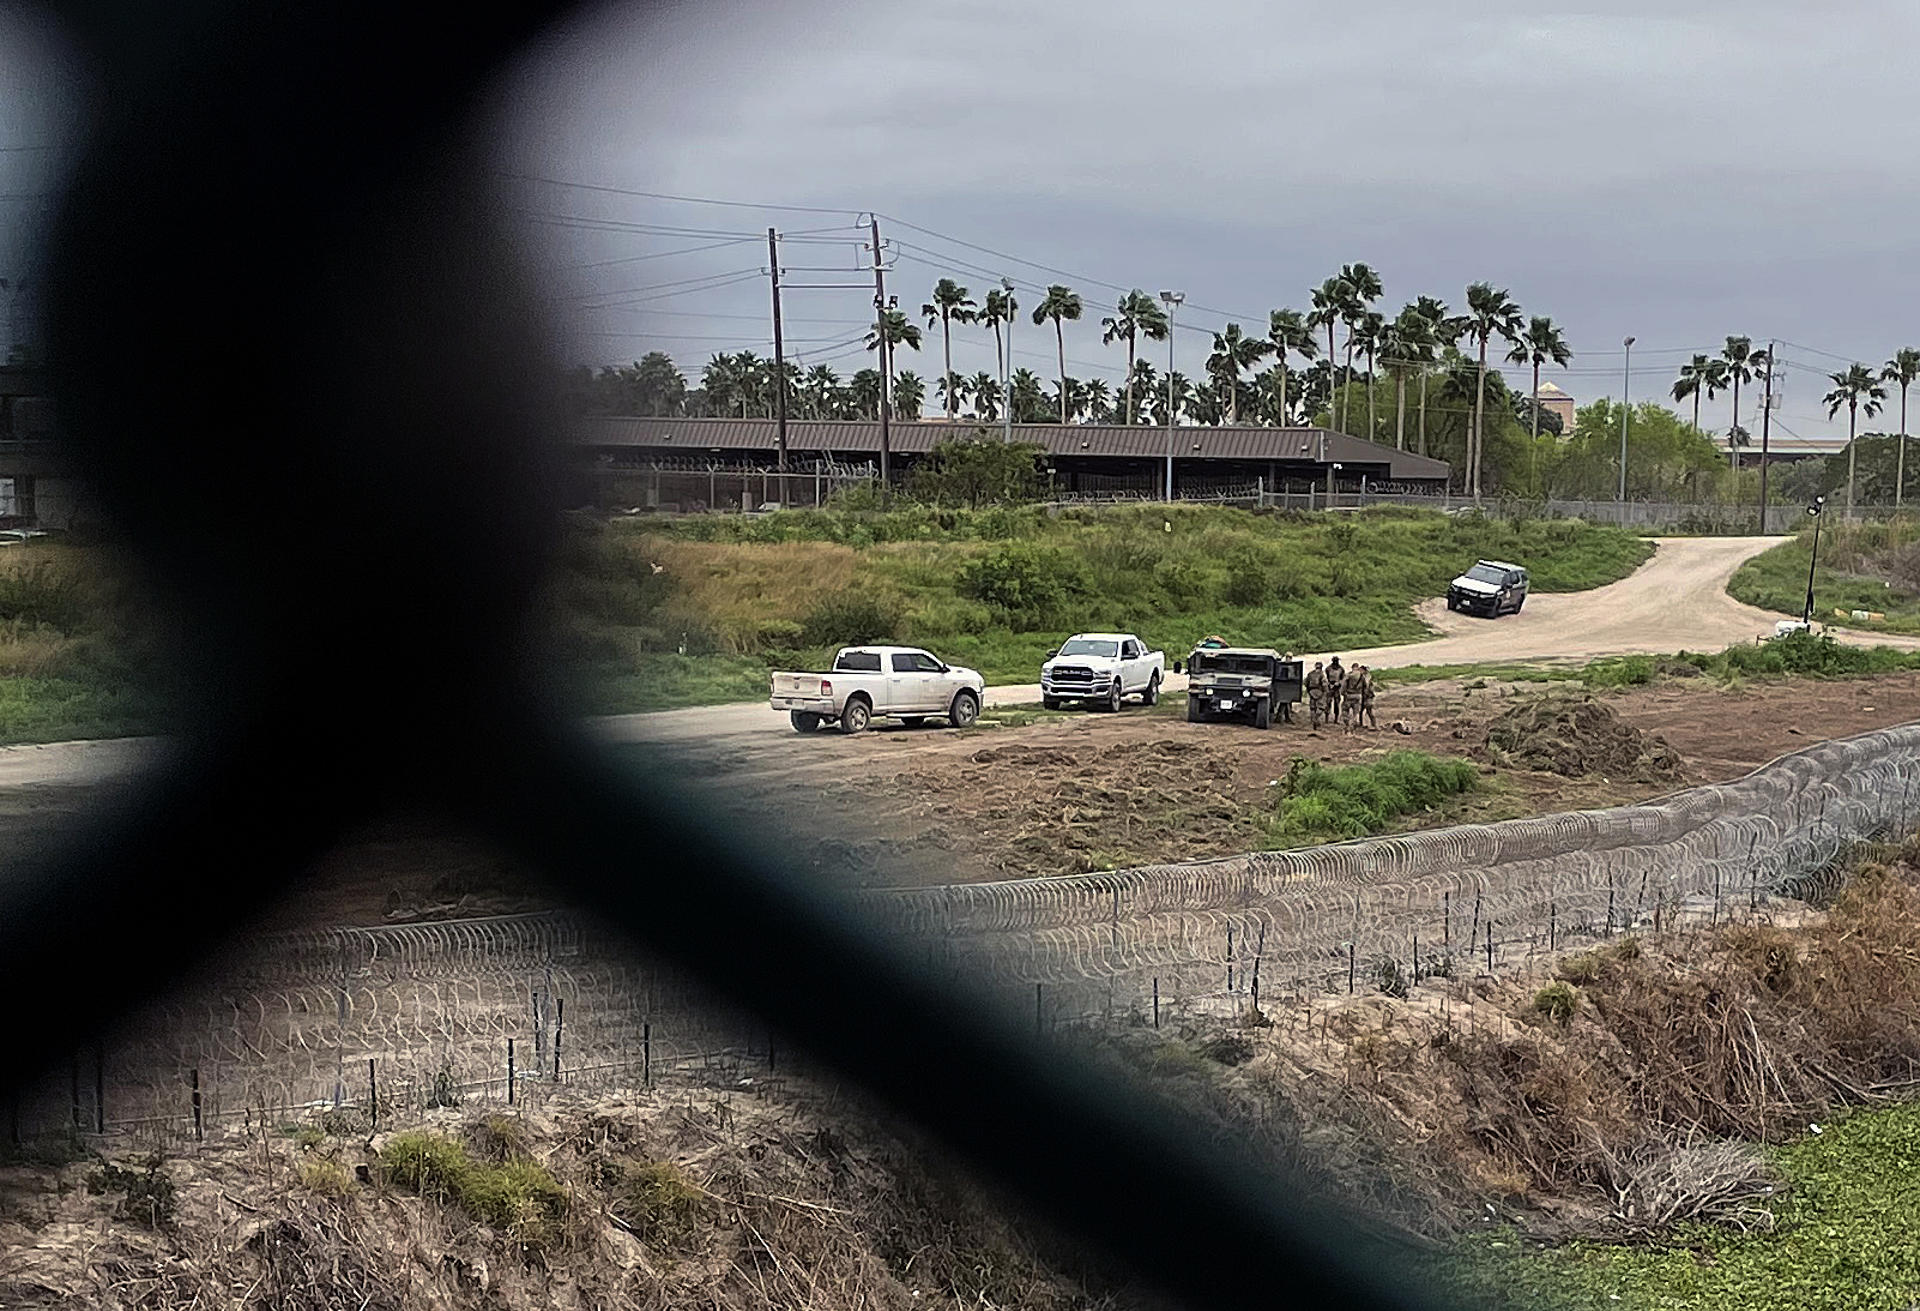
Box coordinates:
[1304,660,1327,728]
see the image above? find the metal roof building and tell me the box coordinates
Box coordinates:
[571,416,1450,502]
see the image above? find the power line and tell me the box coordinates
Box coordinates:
[499,172,860,217]
[562,236,760,271]
[571,266,764,304]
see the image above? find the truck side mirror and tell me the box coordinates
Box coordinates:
[1045,648,1059,660]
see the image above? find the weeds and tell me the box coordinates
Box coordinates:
[378,1130,570,1246]
[295,1156,354,1197]
[607,1160,709,1246]
[85,1154,177,1229]
[1268,750,1480,847]
[1531,981,1578,1025]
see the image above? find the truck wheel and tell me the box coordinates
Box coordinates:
[1142,672,1160,706]
[948,689,980,729]
[1106,680,1124,713]
[838,696,872,735]
[789,711,823,733]
[1186,696,1202,723]
[1254,698,1272,730]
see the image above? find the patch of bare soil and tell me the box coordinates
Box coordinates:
[1480,697,1684,783]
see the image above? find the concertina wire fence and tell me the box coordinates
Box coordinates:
[16,721,1920,1147]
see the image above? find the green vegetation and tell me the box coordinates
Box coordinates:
[606,1160,709,1245]
[1439,1101,1920,1310]
[1267,750,1479,847]
[555,505,1653,711]
[0,546,173,743]
[84,1154,177,1228]
[1730,517,1920,634]
[378,1129,569,1245]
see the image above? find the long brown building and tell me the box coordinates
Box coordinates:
[570,416,1451,509]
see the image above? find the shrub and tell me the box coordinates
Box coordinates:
[800,587,906,647]
[1532,981,1579,1025]
[379,1131,570,1245]
[1270,751,1480,846]
[1583,654,1656,688]
[1557,952,1603,985]
[85,1154,177,1229]
[609,1160,709,1246]
[296,1157,353,1197]
[957,543,1085,626]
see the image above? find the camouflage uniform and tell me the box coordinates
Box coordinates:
[1324,660,1347,726]
[1340,662,1364,728]
[1304,662,1327,728]
[1353,665,1377,729]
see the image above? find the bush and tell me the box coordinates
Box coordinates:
[800,587,906,647]
[608,1160,709,1246]
[957,543,1085,627]
[1269,751,1480,847]
[1532,981,1579,1025]
[379,1131,569,1245]
[296,1157,353,1197]
[1557,952,1604,985]
[85,1154,177,1229]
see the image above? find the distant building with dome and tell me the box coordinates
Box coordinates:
[1533,381,1575,434]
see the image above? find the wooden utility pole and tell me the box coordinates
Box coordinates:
[767,228,789,487]
[1758,340,1775,533]
[870,215,890,487]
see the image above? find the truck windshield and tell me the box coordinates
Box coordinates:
[1465,564,1508,585]
[1057,639,1118,658]
[1193,653,1272,676]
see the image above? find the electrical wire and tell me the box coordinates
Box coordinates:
[499,171,860,217]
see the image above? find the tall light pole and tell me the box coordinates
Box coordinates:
[1001,276,1014,444]
[1160,290,1184,500]
[1802,495,1826,626]
[1617,335,1635,504]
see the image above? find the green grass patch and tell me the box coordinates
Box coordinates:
[558,506,1653,710]
[1730,520,1920,634]
[378,1130,569,1246]
[1266,750,1480,847]
[1435,1100,1920,1310]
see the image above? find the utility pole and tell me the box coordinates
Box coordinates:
[1161,290,1184,500]
[1618,336,1635,504]
[869,216,890,488]
[767,228,789,487]
[1758,340,1775,533]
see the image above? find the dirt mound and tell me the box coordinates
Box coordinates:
[966,745,1080,767]
[1482,697,1683,782]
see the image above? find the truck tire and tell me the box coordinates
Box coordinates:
[1254,697,1272,730]
[1186,696,1202,723]
[1142,672,1160,706]
[1105,680,1124,713]
[789,711,823,733]
[948,688,980,729]
[838,696,872,735]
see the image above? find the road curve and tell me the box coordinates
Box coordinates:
[604,535,1920,748]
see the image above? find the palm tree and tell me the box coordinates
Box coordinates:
[800,364,841,419]
[1824,363,1888,516]
[892,370,926,419]
[848,368,884,420]
[1030,284,1083,424]
[1883,347,1920,507]
[1720,337,1767,471]
[920,279,977,420]
[1265,308,1318,427]
[1307,276,1349,428]
[1147,370,1194,427]
[1670,354,1728,433]
[1350,309,1385,440]
[1206,323,1271,424]
[965,369,1001,422]
[1381,306,1435,451]
[979,288,1017,382]
[1082,377,1114,424]
[1506,315,1572,494]
[1128,359,1159,414]
[1462,283,1524,501]
[1009,367,1048,422]
[935,371,971,417]
[1337,263,1382,434]
[866,309,922,422]
[1410,296,1453,456]
[1100,290,1170,425]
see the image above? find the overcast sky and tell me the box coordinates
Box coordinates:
[7,2,1920,443]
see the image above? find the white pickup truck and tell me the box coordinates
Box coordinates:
[1039,632,1165,712]
[771,646,985,735]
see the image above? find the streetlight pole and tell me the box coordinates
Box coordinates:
[1802,496,1826,626]
[1001,276,1014,445]
[1617,335,1635,505]
[1161,290,1184,501]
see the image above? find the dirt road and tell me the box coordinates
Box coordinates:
[608,535,1916,748]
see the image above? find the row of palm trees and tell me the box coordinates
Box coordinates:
[1673,340,1920,511]
[899,267,1574,500]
